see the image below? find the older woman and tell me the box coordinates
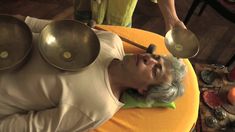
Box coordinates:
[0,16,185,132]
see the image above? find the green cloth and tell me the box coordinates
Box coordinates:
[91,0,107,24]
[105,0,137,26]
[121,89,176,109]
[91,0,158,27]
[74,0,158,26]
[91,0,137,27]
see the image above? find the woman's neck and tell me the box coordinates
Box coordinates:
[108,59,128,99]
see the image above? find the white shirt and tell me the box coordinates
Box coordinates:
[0,17,124,132]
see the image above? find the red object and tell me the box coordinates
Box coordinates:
[203,90,222,109]
[228,66,235,81]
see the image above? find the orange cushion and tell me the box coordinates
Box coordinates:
[91,25,200,132]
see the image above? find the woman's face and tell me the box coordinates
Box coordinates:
[121,53,172,94]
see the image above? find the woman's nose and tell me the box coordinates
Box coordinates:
[143,55,157,66]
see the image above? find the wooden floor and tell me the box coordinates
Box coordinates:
[0,0,234,65]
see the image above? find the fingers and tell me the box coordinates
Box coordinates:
[165,20,187,32]
[174,21,187,29]
[12,14,26,21]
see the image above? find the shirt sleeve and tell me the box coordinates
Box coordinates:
[0,104,95,132]
[94,30,125,59]
[25,16,52,33]
[112,33,125,59]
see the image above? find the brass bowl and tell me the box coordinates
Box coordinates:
[38,20,100,71]
[0,15,32,71]
[165,28,200,58]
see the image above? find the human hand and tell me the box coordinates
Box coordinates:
[12,14,26,21]
[165,20,186,33]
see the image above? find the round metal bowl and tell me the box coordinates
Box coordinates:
[165,28,200,58]
[38,20,100,71]
[0,15,32,71]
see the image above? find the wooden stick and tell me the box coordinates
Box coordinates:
[94,26,147,50]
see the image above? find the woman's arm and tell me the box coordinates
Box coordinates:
[156,0,186,32]
[0,105,93,132]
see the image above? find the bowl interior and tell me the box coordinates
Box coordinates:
[165,28,200,58]
[39,20,100,71]
[0,15,32,70]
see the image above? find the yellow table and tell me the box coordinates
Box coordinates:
[91,25,200,132]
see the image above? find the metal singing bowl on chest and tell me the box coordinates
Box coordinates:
[38,20,100,71]
[0,14,32,71]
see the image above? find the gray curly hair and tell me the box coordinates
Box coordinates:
[146,55,186,103]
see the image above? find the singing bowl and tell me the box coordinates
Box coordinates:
[38,20,100,71]
[0,15,32,71]
[165,28,200,58]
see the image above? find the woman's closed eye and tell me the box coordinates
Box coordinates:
[152,64,162,78]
